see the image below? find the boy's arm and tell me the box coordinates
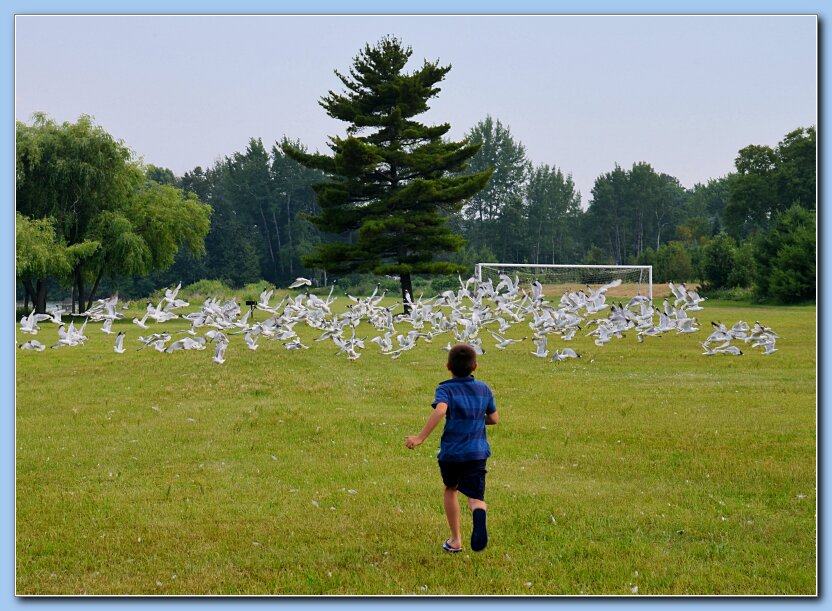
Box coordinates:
[405,402,448,449]
[485,410,499,425]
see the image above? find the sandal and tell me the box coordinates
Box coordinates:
[442,539,463,553]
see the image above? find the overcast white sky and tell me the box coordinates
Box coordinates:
[14,14,816,205]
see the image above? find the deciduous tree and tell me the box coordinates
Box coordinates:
[16,114,211,310]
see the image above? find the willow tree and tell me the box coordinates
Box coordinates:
[283,37,492,307]
[15,213,98,313]
[16,114,211,310]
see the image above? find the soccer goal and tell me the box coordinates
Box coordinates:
[475,263,653,301]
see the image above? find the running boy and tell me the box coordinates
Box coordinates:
[405,343,499,553]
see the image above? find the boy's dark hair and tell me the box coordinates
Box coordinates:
[448,344,477,377]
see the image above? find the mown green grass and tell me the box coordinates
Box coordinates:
[15,298,816,595]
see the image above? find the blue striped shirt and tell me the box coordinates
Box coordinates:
[432,375,497,462]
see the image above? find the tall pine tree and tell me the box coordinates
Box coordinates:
[283,37,492,307]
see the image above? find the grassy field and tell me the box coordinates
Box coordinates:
[15,295,816,595]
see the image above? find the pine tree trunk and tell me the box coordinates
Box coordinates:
[400,272,414,315]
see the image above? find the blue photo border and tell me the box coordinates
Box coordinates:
[3,1,825,609]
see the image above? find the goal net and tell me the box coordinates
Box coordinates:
[475,263,653,301]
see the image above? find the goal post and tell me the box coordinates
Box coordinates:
[475,263,653,301]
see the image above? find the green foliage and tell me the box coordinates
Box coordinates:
[585,162,686,264]
[753,205,816,303]
[239,280,279,303]
[701,286,755,302]
[181,163,262,288]
[681,177,731,239]
[271,138,326,279]
[17,109,814,308]
[130,182,212,268]
[633,246,655,267]
[725,126,816,238]
[430,275,459,293]
[178,279,234,301]
[15,213,97,281]
[728,241,755,289]
[776,126,816,211]
[284,37,491,301]
[96,117,817,306]
[583,245,614,265]
[445,244,497,277]
[146,164,177,186]
[15,114,211,310]
[332,274,402,297]
[525,164,582,264]
[653,241,695,283]
[175,142,325,290]
[460,115,529,253]
[701,234,738,290]
[16,113,138,240]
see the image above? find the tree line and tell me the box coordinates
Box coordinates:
[16,38,815,311]
[453,117,815,304]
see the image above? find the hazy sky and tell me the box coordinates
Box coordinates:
[14,14,816,205]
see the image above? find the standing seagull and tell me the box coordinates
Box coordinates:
[19,339,46,351]
[550,348,581,362]
[114,331,126,354]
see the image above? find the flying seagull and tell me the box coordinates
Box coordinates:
[101,317,116,334]
[132,307,151,330]
[531,335,549,358]
[288,277,312,289]
[19,310,52,334]
[488,330,526,349]
[244,331,260,351]
[213,340,228,364]
[114,331,126,354]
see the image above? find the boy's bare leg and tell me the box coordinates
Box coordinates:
[468,498,487,512]
[443,486,462,549]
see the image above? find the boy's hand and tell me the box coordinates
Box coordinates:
[404,435,423,449]
[405,403,445,450]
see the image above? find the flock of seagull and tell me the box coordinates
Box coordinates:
[17,275,781,364]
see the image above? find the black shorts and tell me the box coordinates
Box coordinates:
[438,459,487,501]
